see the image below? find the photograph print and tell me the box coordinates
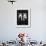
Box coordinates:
[16,8,31,28]
[17,10,28,25]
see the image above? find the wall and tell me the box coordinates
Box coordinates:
[0,0,46,42]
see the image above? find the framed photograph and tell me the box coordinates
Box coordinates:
[16,8,31,28]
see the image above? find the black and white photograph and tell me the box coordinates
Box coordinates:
[16,8,31,28]
[17,10,28,25]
